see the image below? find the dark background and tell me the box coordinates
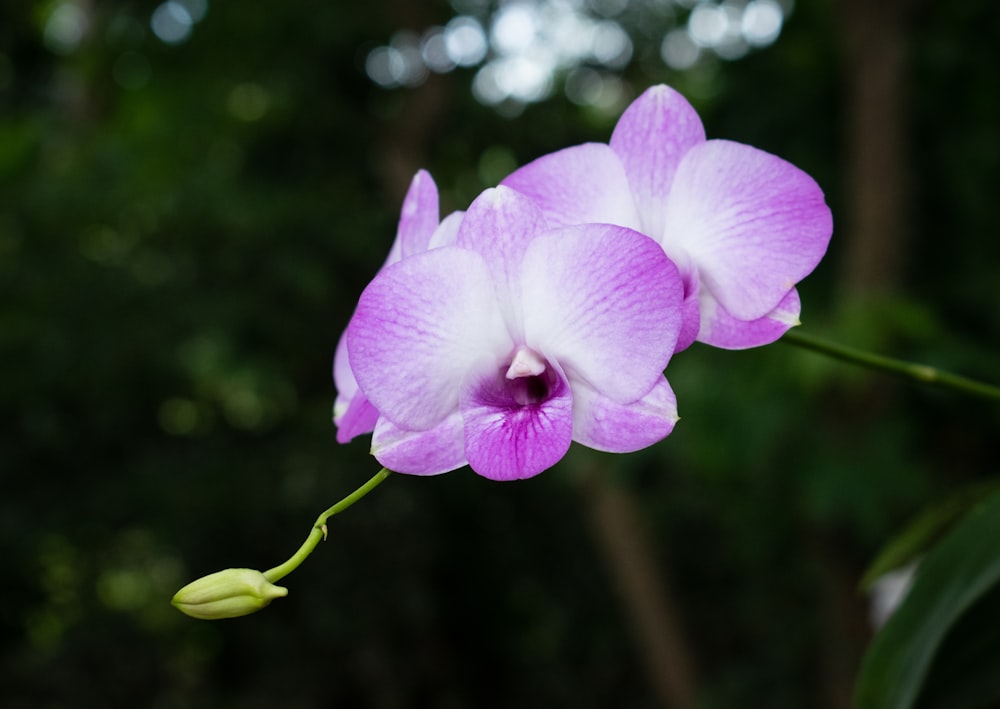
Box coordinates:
[2,1,999,707]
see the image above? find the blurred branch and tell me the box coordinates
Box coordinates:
[838,0,918,295]
[579,463,699,709]
[781,329,1000,401]
[376,1,453,204]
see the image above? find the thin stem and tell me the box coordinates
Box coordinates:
[263,467,391,583]
[781,329,1000,402]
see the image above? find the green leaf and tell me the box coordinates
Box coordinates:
[855,488,1000,709]
[860,479,1000,591]
[915,582,1000,709]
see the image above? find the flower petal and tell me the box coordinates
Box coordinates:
[675,285,702,353]
[521,224,683,403]
[348,247,510,431]
[572,377,678,453]
[698,288,801,349]
[371,413,467,475]
[385,169,440,264]
[335,395,380,443]
[332,330,358,413]
[428,210,464,249]
[460,364,573,481]
[455,186,550,333]
[501,143,642,230]
[663,139,833,320]
[332,331,379,442]
[655,238,702,354]
[609,85,706,240]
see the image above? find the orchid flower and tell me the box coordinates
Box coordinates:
[333,170,462,443]
[502,84,833,351]
[345,186,684,481]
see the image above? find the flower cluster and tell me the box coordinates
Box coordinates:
[334,85,832,481]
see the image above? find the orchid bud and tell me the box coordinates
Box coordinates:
[172,568,288,620]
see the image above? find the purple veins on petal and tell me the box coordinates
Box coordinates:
[662,140,832,322]
[333,169,465,444]
[347,246,509,432]
[520,222,683,402]
[572,377,679,454]
[344,181,686,480]
[698,288,801,350]
[609,84,706,239]
[500,143,642,231]
[501,83,833,352]
[371,412,468,476]
[461,351,573,481]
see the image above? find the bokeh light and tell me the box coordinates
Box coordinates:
[420,29,457,73]
[150,2,193,44]
[364,0,793,111]
[149,0,208,45]
[43,2,89,55]
[366,31,430,88]
[444,16,490,66]
[661,27,701,70]
[742,0,784,47]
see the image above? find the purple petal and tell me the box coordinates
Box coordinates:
[335,393,380,444]
[460,364,573,481]
[348,247,510,431]
[385,169,440,264]
[663,139,833,321]
[609,85,706,240]
[371,413,467,475]
[332,330,358,409]
[674,291,702,353]
[501,143,642,230]
[520,224,683,403]
[572,377,678,453]
[698,288,801,349]
[333,331,379,442]
[455,187,550,330]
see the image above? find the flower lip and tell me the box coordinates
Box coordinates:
[461,356,573,481]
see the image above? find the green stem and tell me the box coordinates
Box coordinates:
[781,329,1000,402]
[263,467,391,583]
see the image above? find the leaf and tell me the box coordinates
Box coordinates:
[916,582,1000,709]
[855,488,1000,709]
[860,479,1000,591]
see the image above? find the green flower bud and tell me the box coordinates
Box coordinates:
[172,568,288,620]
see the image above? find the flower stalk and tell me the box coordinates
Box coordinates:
[263,467,391,583]
[781,329,1000,401]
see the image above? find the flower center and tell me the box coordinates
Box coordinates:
[505,347,551,406]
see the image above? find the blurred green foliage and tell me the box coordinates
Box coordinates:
[856,489,1000,709]
[2,1,999,707]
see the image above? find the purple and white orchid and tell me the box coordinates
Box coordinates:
[333,169,462,443]
[345,187,685,481]
[502,84,833,351]
[335,84,834,479]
